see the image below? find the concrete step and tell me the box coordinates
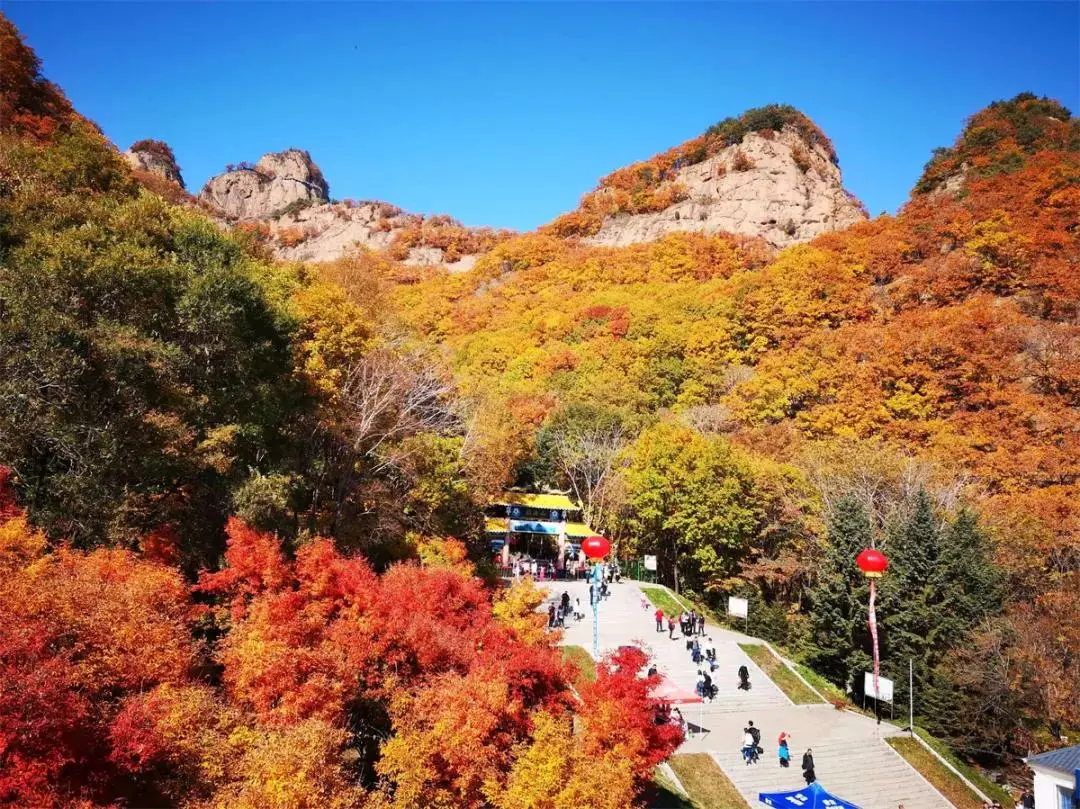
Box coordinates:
[552,581,953,809]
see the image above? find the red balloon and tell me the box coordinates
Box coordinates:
[581,535,611,560]
[856,548,889,578]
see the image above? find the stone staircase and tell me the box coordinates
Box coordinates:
[554,580,953,809]
[706,705,950,809]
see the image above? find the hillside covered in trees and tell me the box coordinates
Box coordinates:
[2,10,1078,805]
[0,17,682,808]
[382,92,1080,760]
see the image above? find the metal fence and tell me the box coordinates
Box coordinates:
[623,558,659,584]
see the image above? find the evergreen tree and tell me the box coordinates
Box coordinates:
[881,490,940,705]
[935,509,1004,633]
[921,510,1007,740]
[806,496,871,688]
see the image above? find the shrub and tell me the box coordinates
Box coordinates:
[732,149,755,172]
[129,138,176,163]
[706,104,838,165]
[791,144,811,173]
[276,226,307,248]
[275,197,317,219]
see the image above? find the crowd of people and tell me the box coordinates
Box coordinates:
[651,605,706,639]
[512,555,622,584]
[646,601,818,785]
[544,562,622,629]
[546,590,585,628]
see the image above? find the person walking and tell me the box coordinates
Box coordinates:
[699,635,717,665]
[802,748,816,785]
[655,607,665,632]
[697,612,706,635]
[778,733,791,768]
[668,615,676,639]
[741,728,757,765]
[547,603,556,629]
[746,720,761,751]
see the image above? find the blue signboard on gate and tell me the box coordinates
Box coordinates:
[509,519,560,535]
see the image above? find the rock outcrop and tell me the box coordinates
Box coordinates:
[125,139,184,187]
[199,149,512,270]
[544,106,868,250]
[583,128,867,249]
[199,149,329,220]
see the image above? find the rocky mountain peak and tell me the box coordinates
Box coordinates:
[199,148,329,221]
[199,148,513,269]
[543,105,867,249]
[124,139,184,187]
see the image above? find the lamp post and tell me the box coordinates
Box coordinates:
[582,535,611,659]
[857,547,889,723]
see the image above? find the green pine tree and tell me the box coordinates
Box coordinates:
[935,509,1004,632]
[806,496,871,687]
[881,490,941,705]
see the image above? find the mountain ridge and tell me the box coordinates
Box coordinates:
[161,104,869,265]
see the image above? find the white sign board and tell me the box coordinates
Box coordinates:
[728,596,749,619]
[643,555,657,571]
[863,672,894,702]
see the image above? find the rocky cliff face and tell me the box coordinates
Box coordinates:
[202,108,867,269]
[124,140,184,187]
[199,149,329,220]
[581,127,866,249]
[199,150,511,269]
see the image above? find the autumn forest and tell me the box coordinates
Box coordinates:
[1,12,1079,809]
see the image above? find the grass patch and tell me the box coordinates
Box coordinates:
[913,728,1012,807]
[667,753,750,809]
[888,737,985,809]
[640,585,690,618]
[738,644,823,704]
[793,663,849,705]
[562,644,596,682]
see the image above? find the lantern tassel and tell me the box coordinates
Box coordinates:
[868,578,880,701]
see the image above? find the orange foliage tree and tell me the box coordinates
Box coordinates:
[0,471,681,807]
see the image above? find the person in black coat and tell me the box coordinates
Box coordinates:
[802,748,816,784]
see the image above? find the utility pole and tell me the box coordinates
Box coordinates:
[908,658,915,737]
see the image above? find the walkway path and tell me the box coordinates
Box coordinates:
[551,579,951,809]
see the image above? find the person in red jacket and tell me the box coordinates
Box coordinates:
[655,608,664,632]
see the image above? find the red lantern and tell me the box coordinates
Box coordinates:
[856,548,889,579]
[581,535,611,560]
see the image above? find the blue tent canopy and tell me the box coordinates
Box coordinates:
[759,782,862,809]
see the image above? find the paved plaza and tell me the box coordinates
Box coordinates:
[551,579,952,809]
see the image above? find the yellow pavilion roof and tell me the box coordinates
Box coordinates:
[485,517,509,533]
[564,522,594,538]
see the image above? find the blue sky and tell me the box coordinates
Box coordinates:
[7,2,1079,230]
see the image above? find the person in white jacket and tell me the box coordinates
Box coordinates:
[742,730,757,764]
